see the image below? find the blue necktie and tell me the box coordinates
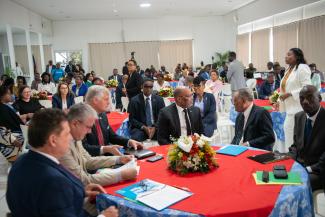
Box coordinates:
[304,118,312,145]
[145,97,152,126]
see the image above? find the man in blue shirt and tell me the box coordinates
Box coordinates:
[51,62,65,83]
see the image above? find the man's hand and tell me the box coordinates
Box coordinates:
[85,183,106,203]
[142,126,151,137]
[148,127,156,140]
[120,155,134,164]
[121,168,137,180]
[101,206,118,217]
[102,145,123,156]
[241,142,249,147]
[128,139,143,150]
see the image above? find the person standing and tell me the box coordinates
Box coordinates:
[124,60,142,100]
[226,52,246,94]
[279,48,311,152]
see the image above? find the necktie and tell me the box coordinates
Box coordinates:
[95,119,105,146]
[183,109,192,135]
[233,114,245,145]
[145,97,152,126]
[304,118,313,145]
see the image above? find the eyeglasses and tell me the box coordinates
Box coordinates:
[127,64,135,66]
[143,85,153,89]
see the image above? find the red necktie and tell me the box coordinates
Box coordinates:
[95,119,105,146]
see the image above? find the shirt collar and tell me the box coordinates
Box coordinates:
[32,149,60,164]
[306,106,321,123]
[143,94,152,100]
[176,104,186,113]
[243,102,254,118]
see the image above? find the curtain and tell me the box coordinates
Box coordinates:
[159,40,193,73]
[43,45,53,65]
[236,33,249,67]
[251,29,270,71]
[88,43,126,79]
[124,41,160,70]
[298,15,325,72]
[273,22,298,67]
[14,45,29,75]
[31,45,41,74]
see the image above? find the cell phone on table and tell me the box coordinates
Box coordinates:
[146,155,164,162]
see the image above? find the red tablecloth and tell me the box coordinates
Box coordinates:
[321,83,325,88]
[104,146,294,217]
[106,112,129,132]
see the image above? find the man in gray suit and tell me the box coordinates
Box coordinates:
[227,51,246,93]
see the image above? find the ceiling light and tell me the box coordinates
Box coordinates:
[113,9,118,13]
[140,3,151,8]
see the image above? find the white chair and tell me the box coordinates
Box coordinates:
[216,116,235,144]
[219,84,232,114]
[74,96,84,104]
[20,125,29,154]
[38,100,52,108]
[121,97,129,111]
[313,189,325,217]
[246,79,258,99]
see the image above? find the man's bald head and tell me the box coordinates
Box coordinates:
[299,85,322,116]
[174,86,193,109]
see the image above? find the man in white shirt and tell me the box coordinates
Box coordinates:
[231,88,275,151]
[157,86,204,145]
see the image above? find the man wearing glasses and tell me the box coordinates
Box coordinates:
[128,78,165,142]
[157,86,204,145]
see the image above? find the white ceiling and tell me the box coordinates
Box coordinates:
[11,0,257,21]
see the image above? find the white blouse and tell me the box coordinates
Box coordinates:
[38,82,57,95]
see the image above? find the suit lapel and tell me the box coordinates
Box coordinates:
[203,93,208,115]
[308,108,325,145]
[172,104,181,136]
[151,96,157,119]
[243,105,256,135]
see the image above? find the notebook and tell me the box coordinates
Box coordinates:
[116,179,192,211]
[216,145,248,156]
[247,152,290,164]
[253,171,302,185]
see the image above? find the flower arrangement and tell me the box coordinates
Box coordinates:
[31,90,48,100]
[158,87,173,97]
[164,74,173,82]
[167,134,218,175]
[105,79,119,88]
[269,90,280,104]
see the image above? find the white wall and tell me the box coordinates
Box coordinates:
[0,35,9,54]
[52,16,236,72]
[234,0,320,25]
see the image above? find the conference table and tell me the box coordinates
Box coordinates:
[96,145,313,217]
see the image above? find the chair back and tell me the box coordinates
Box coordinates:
[221,84,232,96]
[74,96,84,104]
[20,125,29,154]
[246,79,257,89]
[39,100,52,108]
[121,97,129,111]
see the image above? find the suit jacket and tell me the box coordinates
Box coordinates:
[227,59,246,91]
[157,104,204,145]
[83,112,129,156]
[128,94,165,129]
[0,103,23,132]
[289,108,325,173]
[52,93,75,109]
[193,92,217,137]
[231,105,275,150]
[59,140,120,186]
[65,64,77,74]
[258,81,279,99]
[126,71,142,99]
[6,151,85,217]
[108,74,122,83]
[72,83,88,97]
[115,82,127,108]
[279,64,311,114]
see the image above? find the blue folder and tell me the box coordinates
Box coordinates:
[216,145,248,156]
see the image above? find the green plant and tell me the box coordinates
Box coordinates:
[4,67,15,78]
[212,51,230,69]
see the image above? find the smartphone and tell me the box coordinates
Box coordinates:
[146,155,164,162]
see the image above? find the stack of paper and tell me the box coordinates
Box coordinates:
[116,179,193,211]
[253,171,302,185]
[97,158,140,175]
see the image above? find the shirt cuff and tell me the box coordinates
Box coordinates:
[100,146,104,155]
[306,166,312,173]
[246,141,250,147]
[98,214,105,217]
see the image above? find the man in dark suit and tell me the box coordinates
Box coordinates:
[157,87,204,145]
[45,60,56,74]
[6,109,118,217]
[108,68,122,83]
[84,85,143,156]
[231,88,275,151]
[258,72,279,99]
[65,60,77,74]
[128,78,165,141]
[289,85,325,191]
[124,60,143,100]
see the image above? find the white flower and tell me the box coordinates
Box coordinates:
[196,139,205,148]
[177,136,193,153]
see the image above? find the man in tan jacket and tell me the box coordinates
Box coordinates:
[59,103,137,186]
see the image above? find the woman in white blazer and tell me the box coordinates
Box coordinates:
[279,48,311,152]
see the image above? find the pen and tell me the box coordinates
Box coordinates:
[172,185,191,192]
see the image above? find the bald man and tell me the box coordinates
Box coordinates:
[289,85,325,191]
[157,87,204,145]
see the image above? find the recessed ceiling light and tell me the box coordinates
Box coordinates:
[140,3,151,8]
[113,9,118,13]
